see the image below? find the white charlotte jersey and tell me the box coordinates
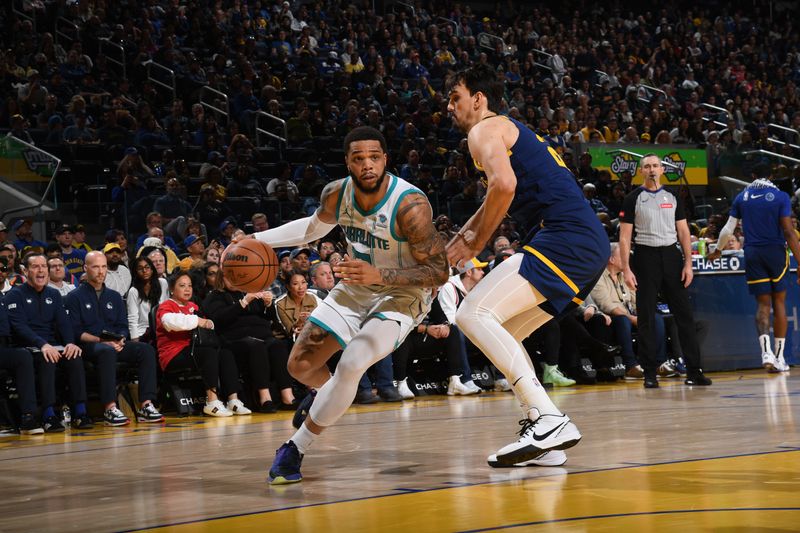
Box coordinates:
[335,173,423,269]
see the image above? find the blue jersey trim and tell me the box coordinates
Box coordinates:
[308,316,346,348]
[353,174,398,217]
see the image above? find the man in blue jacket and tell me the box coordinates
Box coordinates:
[65,252,164,426]
[5,253,91,432]
[0,292,43,434]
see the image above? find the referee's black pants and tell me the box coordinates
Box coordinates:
[631,244,703,378]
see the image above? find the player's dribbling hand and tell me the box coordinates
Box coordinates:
[334,259,382,285]
[231,233,256,244]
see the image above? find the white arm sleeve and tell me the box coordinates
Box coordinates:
[253,211,337,248]
[161,312,199,332]
[714,216,739,252]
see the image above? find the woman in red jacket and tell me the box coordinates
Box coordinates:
[156,271,249,417]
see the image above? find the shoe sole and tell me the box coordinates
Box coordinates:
[494,436,581,467]
[104,420,131,426]
[137,417,165,423]
[21,429,45,435]
[268,474,302,485]
[487,454,567,468]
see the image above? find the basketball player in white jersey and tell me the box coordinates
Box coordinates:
[240,126,449,484]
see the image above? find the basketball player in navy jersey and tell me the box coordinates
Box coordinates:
[709,167,800,372]
[446,64,610,467]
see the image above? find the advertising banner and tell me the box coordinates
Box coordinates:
[585,144,708,185]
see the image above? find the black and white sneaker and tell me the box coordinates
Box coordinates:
[43,415,65,433]
[493,414,581,467]
[103,406,131,426]
[137,403,165,423]
[71,416,94,430]
[19,414,44,435]
[487,449,567,468]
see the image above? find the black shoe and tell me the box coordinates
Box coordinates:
[43,415,65,433]
[71,415,94,430]
[260,401,278,413]
[20,414,44,435]
[292,391,316,429]
[685,372,712,386]
[278,400,299,411]
[353,389,379,404]
[643,377,659,389]
[378,386,403,402]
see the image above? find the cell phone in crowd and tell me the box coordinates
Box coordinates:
[100,330,125,342]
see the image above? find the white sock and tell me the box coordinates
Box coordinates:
[290,424,317,455]
[759,334,774,356]
[774,338,785,359]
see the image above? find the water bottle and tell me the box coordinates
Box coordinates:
[61,405,71,425]
[697,238,707,257]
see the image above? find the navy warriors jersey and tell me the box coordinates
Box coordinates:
[730,179,791,248]
[474,116,609,315]
[335,173,423,270]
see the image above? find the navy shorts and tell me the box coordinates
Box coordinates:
[744,245,789,295]
[518,226,609,317]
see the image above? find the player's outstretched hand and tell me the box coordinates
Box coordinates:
[334,259,382,285]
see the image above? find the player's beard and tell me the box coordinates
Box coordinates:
[353,169,387,194]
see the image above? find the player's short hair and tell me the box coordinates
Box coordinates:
[343,126,387,154]
[446,63,504,113]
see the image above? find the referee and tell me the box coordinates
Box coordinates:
[618,153,712,388]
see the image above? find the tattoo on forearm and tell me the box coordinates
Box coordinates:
[382,197,450,287]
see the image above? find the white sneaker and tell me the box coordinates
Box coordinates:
[447,375,479,396]
[494,378,511,392]
[762,353,777,371]
[487,449,567,468]
[203,400,233,417]
[463,380,483,394]
[226,399,252,415]
[493,414,581,467]
[397,379,415,399]
[771,354,790,373]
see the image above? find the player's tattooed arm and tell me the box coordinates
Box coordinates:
[382,193,450,287]
[316,179,346,224]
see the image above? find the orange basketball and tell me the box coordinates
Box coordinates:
[221,240,279,293]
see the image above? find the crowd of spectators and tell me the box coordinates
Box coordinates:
[2,0,800,431]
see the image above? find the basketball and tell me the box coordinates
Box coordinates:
[221,240,279,293]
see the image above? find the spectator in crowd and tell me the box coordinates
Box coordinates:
[135,212,178,251]
[308,261,335,299]
[5,253,91,432]
[53,224,86,279]
[0,292,44,434]
[290,247,312,278]
[71,224,91,253]
[103,243,131,297]
[218,219,237,248]
[178,234,206,270]
[251,213,269,233]
[266,162,300,202]
[274,270,320,342]
[12,219,46,252]
[140,237,179,274]
[46,256,75,297]
[65,252,164,426]
[155,271,246,417]
[62,111,95,144]
[436,259,490,394]
[201,272,295,413]
[153,178,194,223]
[127,256,169,344]
[583,183,609,214]
[139,245,169,279]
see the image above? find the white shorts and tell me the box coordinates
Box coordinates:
[308,283,432,349]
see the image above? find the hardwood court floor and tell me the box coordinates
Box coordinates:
[1,370,799,532]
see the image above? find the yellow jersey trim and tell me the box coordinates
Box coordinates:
[746,250,789,284]
[523,245,579,294]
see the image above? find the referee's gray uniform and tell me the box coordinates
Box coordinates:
[620,187,704,379]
